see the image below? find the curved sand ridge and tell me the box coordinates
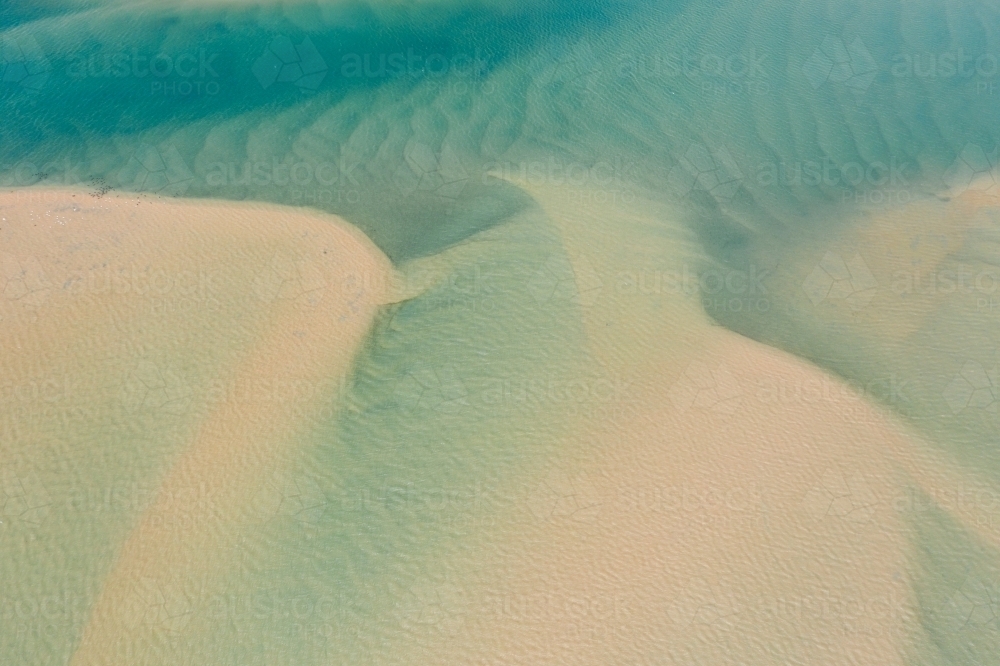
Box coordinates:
[0,188,395,664]
[4,182,999,664]
[396,180,996,665]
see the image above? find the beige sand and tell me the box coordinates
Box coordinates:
[444,336,917,665]
[816,179,1000,509]
[413,181,963,665]
[779,179,1000,345]
[0,188,394,664]
[5,183,993,664]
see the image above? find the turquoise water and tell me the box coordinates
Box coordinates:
[4,0,1000,663]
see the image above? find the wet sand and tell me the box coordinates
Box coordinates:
[0,188,394,664]
[3,184,998,664]
[399,183,979,665]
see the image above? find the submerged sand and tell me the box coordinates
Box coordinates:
[0,188,395,664]
[3,183,997,665]
[393,181,993,665]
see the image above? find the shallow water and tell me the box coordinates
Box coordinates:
[3,1,1000,664]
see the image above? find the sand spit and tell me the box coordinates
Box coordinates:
[0,188,393,664]
[417,182,930,665]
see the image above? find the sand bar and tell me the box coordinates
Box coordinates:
[410,181,984,665]
[0,188,393,664]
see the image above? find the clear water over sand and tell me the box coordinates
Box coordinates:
[3,1,1000,663]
